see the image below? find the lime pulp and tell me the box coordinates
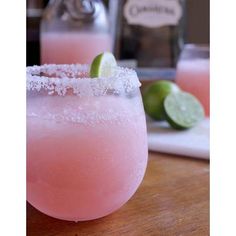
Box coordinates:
[90,52,117,78]
[164,91,205,129]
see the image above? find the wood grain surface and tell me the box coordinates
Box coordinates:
[27,152,209,236]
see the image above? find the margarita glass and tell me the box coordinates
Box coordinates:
[41,32,112,64]
[175,44,210,116]
[26,64,148,221]
[40,0,112,64]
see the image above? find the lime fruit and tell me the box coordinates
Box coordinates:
[90,52,117,78]
[164,91,205,129]
[142,80,180,121]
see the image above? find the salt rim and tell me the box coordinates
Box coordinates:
[26,64,141,96]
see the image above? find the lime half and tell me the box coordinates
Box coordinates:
[90,52,117,78]
[142,80,180,121]
[164,92,205,129]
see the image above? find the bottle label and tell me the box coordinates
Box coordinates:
[124,0,182,28]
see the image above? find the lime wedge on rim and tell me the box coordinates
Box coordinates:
[164,92,205,129]
[90,52,117,78]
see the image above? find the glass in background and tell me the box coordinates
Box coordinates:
[40,0,112,64]
[175,44,210,116]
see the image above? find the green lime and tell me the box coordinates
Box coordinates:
[90,52,117,78]
[164,92,205,129]
[142,80,180,121]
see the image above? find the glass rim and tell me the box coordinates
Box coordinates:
[183,43,209,51]
[26,64,141,96]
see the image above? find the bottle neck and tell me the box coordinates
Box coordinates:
[47,0,99,21]
[42,0,109,34]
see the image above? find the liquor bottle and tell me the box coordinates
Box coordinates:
[40,0,112,64]
[111,0,186,68]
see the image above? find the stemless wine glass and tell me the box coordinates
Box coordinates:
[175,44,210,116]
[26,64,148,221]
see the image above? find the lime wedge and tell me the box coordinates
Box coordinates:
[164,92,205,129]
[90,52,117,78]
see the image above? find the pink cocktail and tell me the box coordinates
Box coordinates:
[175,45,210,116]
[41,32,112,64]
[27,64,148,221]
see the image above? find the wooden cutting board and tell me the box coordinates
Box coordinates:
[147,118,210,159]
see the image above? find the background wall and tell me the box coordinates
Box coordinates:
[186,0,209,44]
